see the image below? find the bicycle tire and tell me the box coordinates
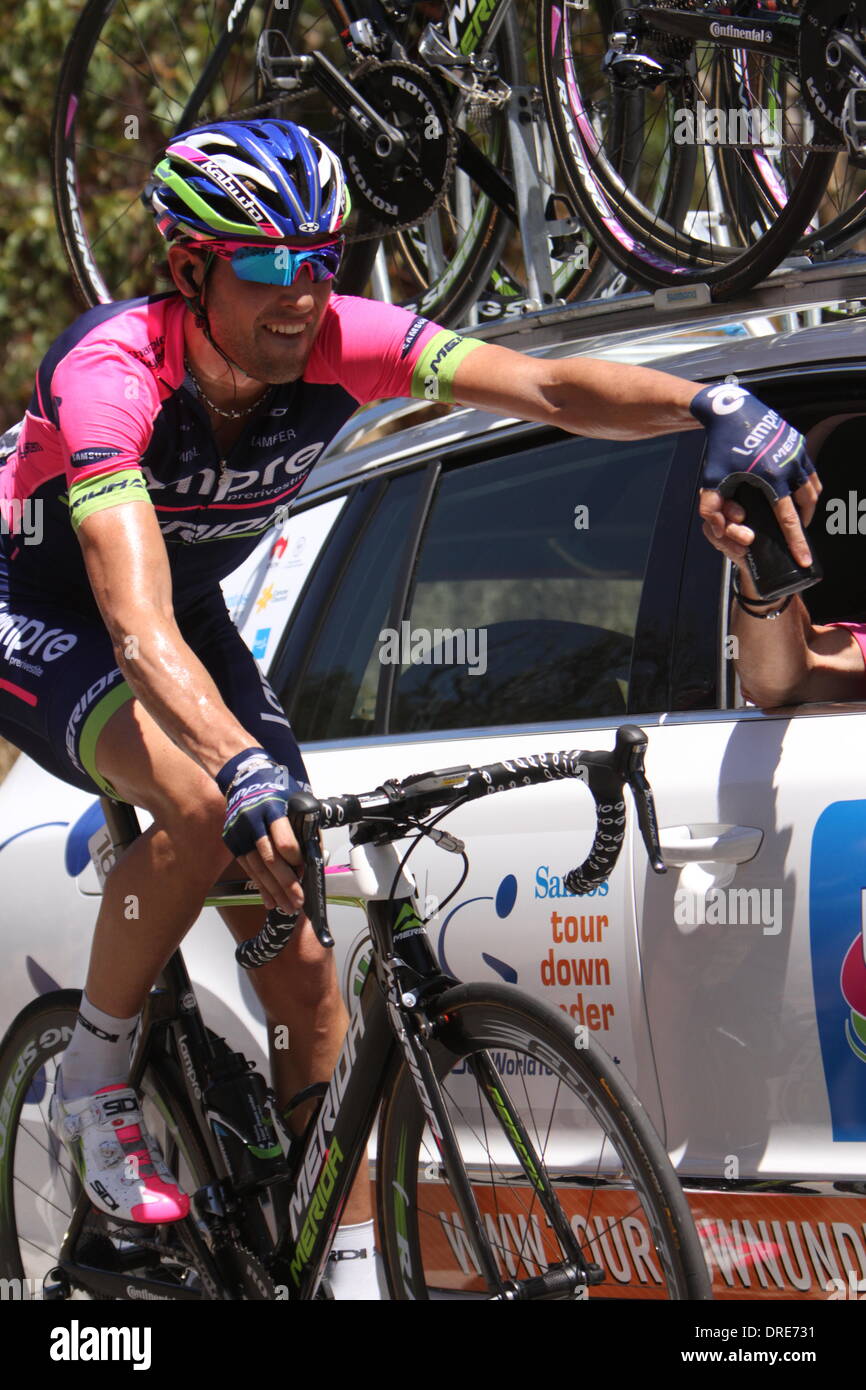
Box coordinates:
[0,990,216,1298]
[376,981,712,1300]
[48,0,581,324]
[242,0,608,319]
[536,0,837,298]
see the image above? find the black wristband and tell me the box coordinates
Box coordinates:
[732,573,793,619]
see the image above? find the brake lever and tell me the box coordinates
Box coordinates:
[613,725,666,875]
[287,792,335,949]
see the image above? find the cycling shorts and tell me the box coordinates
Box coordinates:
[0,564,308,799]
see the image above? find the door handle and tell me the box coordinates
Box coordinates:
[659,824,763,866]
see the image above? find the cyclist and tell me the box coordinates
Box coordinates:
[0,119,817,1299]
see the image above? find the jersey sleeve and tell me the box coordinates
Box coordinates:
[824,622,866,689]
[50,342,158,531]
[303,295,485,405]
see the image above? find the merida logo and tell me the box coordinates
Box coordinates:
[49,1320,152,1370]
[394,903,422,934]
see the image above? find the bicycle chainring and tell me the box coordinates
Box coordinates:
[217,1241,277,1300]
[800,0,865,142]
[341,61,455,226]
[645,0,699,60]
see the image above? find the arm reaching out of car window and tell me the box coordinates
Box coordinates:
[701,482,866,705]
[448,345,866,705]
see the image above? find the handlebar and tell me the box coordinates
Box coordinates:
[235,723,665,969]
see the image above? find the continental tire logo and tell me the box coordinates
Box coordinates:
[709,21,771,41]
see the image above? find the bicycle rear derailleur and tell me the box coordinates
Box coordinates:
[602,10,685,88]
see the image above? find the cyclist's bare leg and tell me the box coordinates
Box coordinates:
[219,902,372,1225]
[92,699,370,1224]
[84,699,239,1015]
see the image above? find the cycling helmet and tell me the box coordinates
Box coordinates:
[149,120,348,244]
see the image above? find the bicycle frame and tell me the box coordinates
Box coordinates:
[169,0,585,312]
[53,806,587,1301]
[633,7,799,62]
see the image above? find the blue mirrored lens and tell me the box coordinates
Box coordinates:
[230,245,342,285]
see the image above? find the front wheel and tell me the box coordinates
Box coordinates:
[376,983,711,1300]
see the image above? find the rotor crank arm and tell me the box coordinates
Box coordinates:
[827,29,866,86]
[310,51,407,157]
[455,129,518,224]
[632,7,799,60]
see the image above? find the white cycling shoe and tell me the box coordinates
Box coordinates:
[49,1080,190,1223]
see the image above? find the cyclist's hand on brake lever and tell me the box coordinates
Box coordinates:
[216,747,305,915]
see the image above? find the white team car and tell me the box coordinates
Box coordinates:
[4,275,866,1301]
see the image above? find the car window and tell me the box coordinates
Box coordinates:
[390,434,675,732]
[289,470,426,741]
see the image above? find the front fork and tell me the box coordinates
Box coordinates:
[355,839,592,1296]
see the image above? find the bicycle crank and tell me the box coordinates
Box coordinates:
[800,0,866,148]
[341,61,456,226]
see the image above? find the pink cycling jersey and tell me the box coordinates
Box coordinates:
[0,291,482,608]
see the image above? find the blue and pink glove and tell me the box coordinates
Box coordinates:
[217,746,301,858]
[691,384,814,502]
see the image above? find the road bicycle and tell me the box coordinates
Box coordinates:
[0,725,712,1300]
[51,0,614,327]
[539,0,866,298]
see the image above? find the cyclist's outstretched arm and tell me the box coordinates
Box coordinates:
[450,346,820,565]
[450,342,702,439]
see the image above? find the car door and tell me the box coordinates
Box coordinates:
[637,365,866,1299]
[272,421,699,1125]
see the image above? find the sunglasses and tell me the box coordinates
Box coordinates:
[204,240,343,286]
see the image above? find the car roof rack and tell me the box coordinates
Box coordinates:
[467,256,866,351]
[327,256,866,463]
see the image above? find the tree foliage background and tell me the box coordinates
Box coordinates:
[1,0,84,436]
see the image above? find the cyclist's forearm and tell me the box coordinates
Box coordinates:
[534,358,703,439]
[111,609,255,776]
[452,346,702,439]
[731,574,813,706]
[77,505,255,778]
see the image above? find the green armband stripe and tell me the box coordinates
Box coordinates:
[69,468,153,530]
[410,331,484,404]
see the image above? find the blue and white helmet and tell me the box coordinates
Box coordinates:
[149,119,348,244]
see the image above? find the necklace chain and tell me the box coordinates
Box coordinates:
[184,355,267,420]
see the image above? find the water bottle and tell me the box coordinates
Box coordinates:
[203,1041,284,1191]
